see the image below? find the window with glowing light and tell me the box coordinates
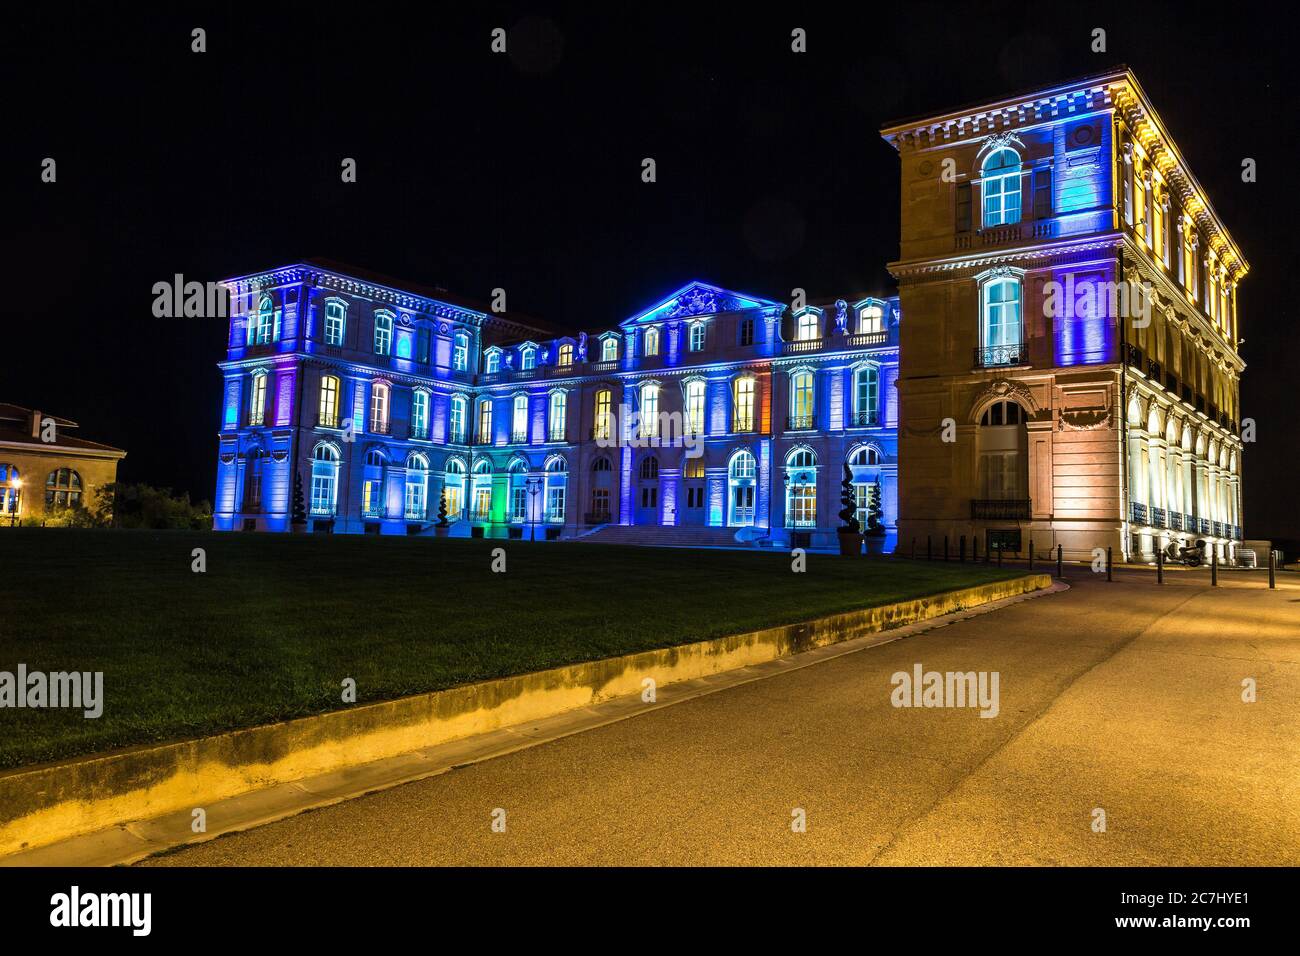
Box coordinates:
[373,312,393,356]
[324,299,347,346]
[981,148,1022,227]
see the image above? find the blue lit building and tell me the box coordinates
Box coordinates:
[214,259,899,549]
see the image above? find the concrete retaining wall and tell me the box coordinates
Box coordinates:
[0,573,1049,857]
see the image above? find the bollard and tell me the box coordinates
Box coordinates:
[973,536,979,563]
[1156,546,1163,585]
[911,537,916,560]
[1106,546,1113,582]
[944,536,949,562]
[1056,544,1063,579]
[927,535,932,561]
[960,535,966,563]
[1269,549,1276,589]
[1028,538,1034,571]
[984,536,990,564]
[1211,547,1218,587]
[996,544,1002,568]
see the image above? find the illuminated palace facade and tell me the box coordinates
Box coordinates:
[881,68,1246,562]
[214,261,899,549]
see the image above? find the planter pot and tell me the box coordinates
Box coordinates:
[864,535,887,556]
[290,521,307,535]
[836,530,862,557]
[434,525,449,538]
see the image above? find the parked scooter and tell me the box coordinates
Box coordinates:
[1163,538,1205,567]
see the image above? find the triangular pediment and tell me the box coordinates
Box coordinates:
[621,281,781,327]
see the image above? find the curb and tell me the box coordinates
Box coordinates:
[0,573,1050,859]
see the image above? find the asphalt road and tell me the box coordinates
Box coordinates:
[140,567,1300,866]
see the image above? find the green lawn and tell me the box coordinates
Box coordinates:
[0,529,1026,769]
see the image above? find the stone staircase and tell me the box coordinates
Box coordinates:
[577,524,768,549]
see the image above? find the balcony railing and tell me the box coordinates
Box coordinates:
[248,413,265,426]
[369,421,391,435]
[409,426,430,441]
[970,498,1031,520]
[783,338,824,355]
[849,411,878,427]
[1148,359,1162,384]
[448,430,467,445]
[1198,517,1210,534]
[584,511,612,525]
[1151,506,1166,529]
[1168,511,1183,531]
[846,330,889,347]
[315,415,341,429]
[1213,521,1224,538]
[1131,502,1148,525]
[1125,343,1144,369]
[785,518,817,529]
[589,426,612,441]
[545,510,566,524]
[510,431,528,444]
[548,430,567,443]
[470,509,492,523]
[786,415,815,431]
[732,422,756,434]
[974,344,1025,368]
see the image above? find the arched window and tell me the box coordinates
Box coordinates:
[373,311,393,356]
[592,456,612,472]
[411,390,430,440]
[790,371,815,428]
[45,468,83,509]
[485,350,501,374]
[728,450,756,527]
[548,390,567,442]
[249,370,268,425]
[453,332,469,371]
[508,458,528,522]
[980,275,1023,365]
[449,395,468,443]
[443,457,466,518]
[644,327,660,356]
[254,295,276,344]
[361,449,386,518]
[0,464,19,516]
[558,343,573,367]
[601,337,618,362]
[639,383,660,438]
[477,398,493,444]
[981,148,1022,227]
[689,323,705,352]
[733,376,755,432]
[370,381,390,433]
[593,388,613,441]
[858,304,884,334]
[309,443,340,516]
[324,298,347,346]
[853,366,879,426]
[318,375,340,427]
[402,453,429,520]
[470,458,493,520]
[784,448,817,528]
[848,445,880,466]
[684,380,706,434]
[978,401,1028,503]
[847,446,882,529]
[796,311,819,341]
[512,394,529,443]
[544,456,567,522]
[640,456,659,480]
[520,347,536,371]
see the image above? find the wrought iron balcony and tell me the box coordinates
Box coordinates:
[510,431,528,444]
[1151,506,1166,529]
[849,410,878,427]
[548,430,567,443]
[1198,517,1211,534]
[1168,511,1183,531]
[1125,343,1144,368]
[589,425,613,441]
[369,421,391,435]
[1148,359,1162,384]
[448,430,467,445]
[314,415,341,430]
[786,415,815,431]
[248,413,265,426]
[409,426,430,441]
[785,518,817,529]
[731,421,756,434]
[470,509,492,523]
[1131,502,1148,525]
[974,344,1025,368]
[970,498,1031,520]
[1213,521,1224,538]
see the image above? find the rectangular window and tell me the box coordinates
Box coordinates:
[547,486,565,522]
[591,488,610,516]
[594,390,612,440]
[318,376,339,427]
[411,392,429,439]
[738,318,754,346]
[478,401,493,443]
[416,329,430,364]
[690,324,705,351]
[249,375,267,425]
[512,397,529,443]
[1032,168,1051,219]
[640,387,659,438]
[685,382,705,435]
[733,378,754,432]
[549,391,567,442]
[956,182,972,232]
[511,487,527,522]
[325,302,346,346]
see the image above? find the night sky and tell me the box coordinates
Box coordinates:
[5,3,1296,539]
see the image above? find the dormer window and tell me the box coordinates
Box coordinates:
[453,332,469,371]
[644,327,660,356]
[858,305,884,334]
[796,311,819,341]
[689,323,705,352]
[485,350,500,374]
[601,337,618,362]
[558,343,573,366]
[521,347,536,371]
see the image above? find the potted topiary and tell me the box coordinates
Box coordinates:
[836,463,861,556]
[290,470,308,534]
[434,487,450,537]
[864,479,887,555]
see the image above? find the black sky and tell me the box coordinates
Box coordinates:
[4,2,1296,538]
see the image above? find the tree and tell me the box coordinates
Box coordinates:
[291,471,308,527]
[838,462,860,533]
[436,486,449,526]
[864,480,885,537]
